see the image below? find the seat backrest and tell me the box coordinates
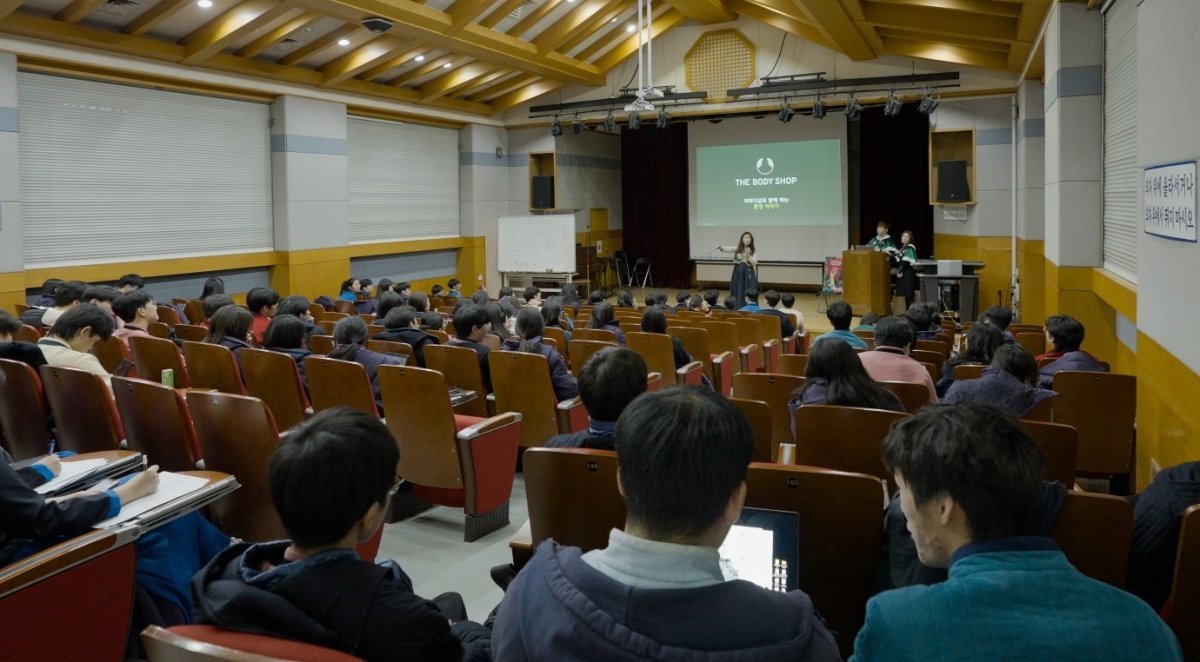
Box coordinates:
[915,339,950,358]
[14,324,42,343]
[316,320,337,335]
[880,380,930,413]
[174,324,208,342]
[0,358,53,459]
[90,336,128,373]
[566,339,617,375]
[155,305,182,328]
[364,339,414,363]
[730,318,762,348]
[731,373,805,449]
[148,322,172,339]
[39,365,124,453]
[309,335,335,355]
[317,311,348,323]
[181,342,246,395]
[728,397,773,462]
[377,365,460,490]
[1015,332,1046,356]
[694,320,740,355]
[777,353,808,377]
[111,376,200,473]
[1020,420,1078,485]
[488,350,558,448]
[1168,504,1200,661]
[1051,490,1133,587]
[666,326,713,371]
[919,361,939,382]
[303,356,378,417]
[183,299,206,325]
[572,328,617,343]
[542,326,568,361]
[423,344,488,418]
[142,625,362,662]
[366,324,386,338]
[625,332,677,387]
[744,463,886,655]
[909,348,943,367]
[239,348,310,432]
[186,391,286,541]
[128,335,191,388]
[755,313,783,342]
[952,363,984,381]
[333,300,357,315]
[523,448,624,552]
[792,405,909,486]
[426,329,450,344]
[1050,371,1136,475]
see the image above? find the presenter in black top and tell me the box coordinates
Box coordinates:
[716,232,758,308]
[893,229,919,308]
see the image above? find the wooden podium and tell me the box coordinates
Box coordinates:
[842,249,891,316]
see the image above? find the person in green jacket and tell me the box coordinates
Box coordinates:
[866,221,896,252]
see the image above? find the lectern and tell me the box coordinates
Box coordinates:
[841,249,891,316]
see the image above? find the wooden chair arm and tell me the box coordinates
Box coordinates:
[677,361,705,386]
[711,351,736,396]
[555,397,587,434]
[0,528,134,599]
[510,519,534,570]
[646,372,662,392]
[456,412,523,515]
[739,342,762,374]
[485,392,497,417]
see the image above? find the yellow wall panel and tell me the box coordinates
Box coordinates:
[933,234,1012,315]
[1137,332,1200,488]
[1017,239,1044,323]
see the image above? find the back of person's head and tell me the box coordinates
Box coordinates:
[882,404,1044,561]
[431,284,444,296]
[514,307,545,354]
[0,310,21,336]
[903,303,931,333]
[676,290,690,305]
[991,344,1039,385]
[471,290,489,306]
[960,323,1003,364]
[81,285,119,307]
[54,280,87,307]
[118,274,145,290]
[579,347,647,423]
[452,298,470,313]
[332,316,367,346]
[448,278,461,290]
[654,291,669,306]
[588,289,607,305]
[202,294,235,319]
[270,408,399,548]
[276,295,311,319]
[802,337,897,410]
[874,316,915,350]
[200,276,225,299]
[687,295,703,310]
[40,278,64,297]
[359,279,373,291]
[763,290,780,307]
[482,302,506,335]
[395,281,412,294]
[204,305,253,345]
[922,301,943,327]
[453,304,489,341]
[561,283,579,303]
[641,307,667,334]
[1044,315,1084,352]
[643,292,656,307]
[420,311,443,330]
[407,292,429,313]
[382,306,418,330]
[860,311,882,326]
[616,290,635,308]
[50,303,114,342]
[616,387,754,540]
[375,279,393,297]
[112,290,155,323]
[703,289,720,307]
[744,289,759,305]
[522,286,539,303]
[984,306,1014,331]
[376,291,403,319]
[722,296,737,311]
[541,298,565,328]
[825,300,853,330]
[590,301,615,328]
[780,292,795,308]
[247,286,280,315]
[339,277,358,294]
[264,314,307,350]
[497,286,513,299]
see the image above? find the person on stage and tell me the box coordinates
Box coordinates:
[716,232,758,308]
[867,222,896,252]
[894,229,919,308]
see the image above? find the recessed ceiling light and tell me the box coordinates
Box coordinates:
[415,55,425,62]
[442,62,452,68]
[196,0,212,7]
[610,18,617,23]
[337,38,350,46]
[625,24,635,32]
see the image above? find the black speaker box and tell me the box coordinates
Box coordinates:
[936,160,970,203]
[531,176,555,209]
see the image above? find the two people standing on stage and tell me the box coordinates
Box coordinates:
[868,221,919,308]
[716,232,758,308]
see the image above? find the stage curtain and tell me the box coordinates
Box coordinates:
[620,122,691,289]
[858,104,934,260]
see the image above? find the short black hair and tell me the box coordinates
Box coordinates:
[676,290,690,305]
[522,286,540,302]
[590,301,615,329]
[0,310,22,336]
[703,289,720,307]
[471,290,489,306]
[40,278,64,297]
[407,292,429,313]
[984,306,1013,331]
[83,285,119,304]
[382,306,418,330]
[579,347,647,422]
[112,290,155,323]
[376,291,403,319]
[118,274,145,290]
[882,404,1044,542]
[904,303,932,333]
[202,294,235,319]
[430,284,444,296]
[763,290,780,307]
[264,314,307,350]
[1044,315,1084,352]
[49,303,114,342]
[826,300,853,330]
[860,311,882,326]
[744,289,759,304]
[420,311,443,330]
[654,291,669,306]
[270,408,399,548]
[588,289,606,304]
[201,277,225,299]
[616,387,754,539]
[204,305,253,345]
[448,278,461,289]
[246,286,280,315]
[780,292,795,308]
[452,304,489,341]
[54,281,87,307]
[876,221,891,230]
[991,344,1039,385]
[641,307,667,334]
[277,295,311,319]
[395,282,412,293]
[722,296,737,311]
[375,279,393,295]
[497,286,513,299]
[874,316,915,350]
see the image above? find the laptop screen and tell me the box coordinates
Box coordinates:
[718,507,800,592]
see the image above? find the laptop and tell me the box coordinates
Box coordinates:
[718,507,801,592]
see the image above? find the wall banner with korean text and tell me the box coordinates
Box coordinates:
[1144,161,1197,242]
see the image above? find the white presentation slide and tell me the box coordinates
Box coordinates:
[719,524,775,589]
[689,115,849,263]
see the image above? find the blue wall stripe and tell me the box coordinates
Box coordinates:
[458,151,618,170]
[1019,118,1045,140]
[351,250,458,282]
[976,128,1013,146]
[1045,65,1102,110]
[557,153,621,170]
[0,107,17,133]
[270,134,348,156]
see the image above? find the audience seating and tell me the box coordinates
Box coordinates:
[308,335,335,355]
[90,336,128,373]
[141,625,362,662]
[1015,332,1047,356]
[488,350,559,449]
[1023,396,1054,422]
[239,348,310,432]
[731,373,805,451]
[426,329,450,344]
[728,397,774,462]
[112,376,202,472]
[1051,371,1137,494]
[776,353,808,377]
[572,328,617,343]
[755,313,796,355]
[523,448,624,554]
[1020,420,1078,485]
[555,396,589,434]
[731,317,776,372]
[852,329,873,340]
[1051,490,1133,588]
[333,300,357,315]
[695,319,761,374]
[0,358,53,460]
[306,302,325,319]
[566,339,616,375]
[909,348,944,367]
[182,299,206,325]
[951,363,985,381]
[423,344,488,417]
[625,331,679,387]
[1166,504,1200,660]
[129,335,191,388]
[676,360,706,386]
[379,365,522,541]
[880,380,930,413]
[316,320,337,335]
[366,324,386,338]
[919,361,939,382]
[667,326,735,396]
[317,311,348,324]
[14,324,41,343]
[663,317,693,329]
[541,326,568,362]
[303,356,380,417]
[365,339,414,363]
[155,304,182,328]
[187,391,287,541]
[916,339,951,359]
[148,322,171,339]
[40,365,124,453]
[174,324,208,342]
[791,405,909,488]
[181,341,246,395]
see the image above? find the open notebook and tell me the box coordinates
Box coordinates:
[33,453,145,497]
[91,472,238,530]
[719,507,800,593]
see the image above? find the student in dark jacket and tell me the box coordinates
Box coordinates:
[263,314,312,390]
[944,345,1056,418]
[788,338,905,434]
[546,347,647,451]
[501,308,578,402]
[0,310,47,369]
[447,304,493,392]
[758,290,796,337]
[375,306,439,367]
[328,317,404,410]
[276,296,321,340]
[203,305,255,369]
[1126,461,1200,611]
[1035,315,1107,388]
[589,301,626,345]
[936,323,1003,397]
[494,387,840,661]
[193,409,491,661]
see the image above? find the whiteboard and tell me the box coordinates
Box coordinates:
[498,215,576,273]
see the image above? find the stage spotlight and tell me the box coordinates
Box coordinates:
[656,106,670,129]
[844,97,862,120]
[884,91,902,117]
[628,111,641,130]
[550,115,562,137]
[603,109,616,132]
[918,89,940,115]
[778,98,794,123]
[811,96,826,119]
[572,114,582,134]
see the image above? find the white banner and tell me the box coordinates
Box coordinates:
[1144,161,1197,242]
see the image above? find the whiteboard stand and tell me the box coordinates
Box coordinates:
[497,215,577,293]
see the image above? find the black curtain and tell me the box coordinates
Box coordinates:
[857,104,933,259]
[620,122,691,289]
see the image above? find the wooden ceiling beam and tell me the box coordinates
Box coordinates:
[875,26,1011,53]
[791,0,874,60]
[419,60,499,101]
[0,0,25,22]
[181,0,296,65]
[662,0,735,24]
[556,0,631,54]
[728,0,833,49]
[534,0,624,55]
[121,0,191,36]
[470,72,536,102]
[867,0,1020,19]
[355,45,431,82]
[55,0,107,25]
[490,77,560,112]
[1011,0,1050,68]
[446,0,492,32]
[455,67,515,96]
[235,11,319,58]
[320,36,420,86]
[880,34,1010,70]
[863,0,1018,43]
[479,0,524,29]
[389,53,469,87]
[277,23,356,66]
[507,0,564,38]
[593,8,687,71]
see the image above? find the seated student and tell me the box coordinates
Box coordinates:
[374,291,403,321]
[640,307,712,390]
[788,338,905,429]
[739,289,763,313]
[936,323,1003,397]
[372,279,392,299]
[1127,461,1200,611]
[674,291,691,312]
[588,302,626,345]
[0,310,47,369]
[903,303,941,341]
[263,314,312,388]
[722,295,739,312]
[777,292,806,333]
[853,311,881,332]
[33,278,63,308]
[944,345,1056,418]
[485,301,515,341]
[522,286,542,308]
[494,387,841,660]
[758,290,796,337]
[502,308,578,402]
[982,305,1016,344]
[812,300,868,350]
[419,311,444,332]
[376,306,438,367]
[446,278,462,299]
[496,286,514,300]
[193,409,491,659]
[642,292,657,309]
[546,348,647,450]
[36,304,115,389]
[328,317,404,408]
[338,278,362,303]
[117,273,145,294]
[203,306,255,367]
[559,283,581,314]
[702,288,721,311]
[541,297,573,344]
[858,316,938,403]
[853,405,1181,660]
[199,294,235,329]
[407,292,430,314]
[470,289,490,306]
[448,304,493,392]
[615,289,635,309]
[686,294,707,313]
[246,286,280,346]
[430,284,445,299]
[394,281,412,305]
[587,288,607,306]
[1036,314,1106,388]
[200,276,225,300]
[111,290,159,352]
[83,285,121,329]
[276,295,319,339]
[33,280,85,328]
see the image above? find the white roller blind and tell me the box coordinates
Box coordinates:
[18,73,272,268]
[1102,0,1138,282]
[347,118,459,242]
